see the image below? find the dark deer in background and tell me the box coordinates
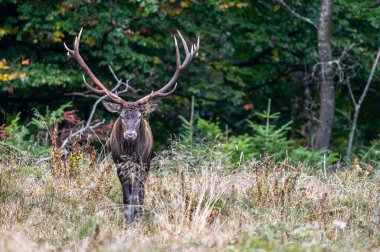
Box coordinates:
[64,28,199,223]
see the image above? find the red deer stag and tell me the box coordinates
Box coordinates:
[64,28,199,223]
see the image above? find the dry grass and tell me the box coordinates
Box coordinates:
[0,144,379,251]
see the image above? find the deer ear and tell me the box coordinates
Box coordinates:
[102,101,122,113]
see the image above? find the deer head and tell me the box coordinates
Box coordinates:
[102,102,157,141]
[64,28,199,142]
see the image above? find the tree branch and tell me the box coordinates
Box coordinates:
[357,48,380,108]
[346,78,357,106]
[275,0,318,29]
[35,93,108,165]
[346,46,380,159]
[65,91,100,99]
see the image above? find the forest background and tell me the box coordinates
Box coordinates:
[1,0,380,164]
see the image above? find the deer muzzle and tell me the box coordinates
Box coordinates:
[124,131,137,141]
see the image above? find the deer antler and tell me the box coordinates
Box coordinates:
[64,28,131,107]
[134,31,200,105]
[64,28,199,107]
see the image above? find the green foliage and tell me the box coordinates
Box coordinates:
[359,136,380,163]
[3,113,30,148]
[1,102,74,156]
[179,96,195,145]
[247,99,293,155]
[178,115,194,145]
[183,100,338,167]
[290,147,338,167]
[226,99,294,163]
[30,102,72,131]
[197,118,224,142]
[0,0,380,160]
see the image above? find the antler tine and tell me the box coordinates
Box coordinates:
[64,28,129,106]
[63,43,74,55]
[178,31,199,70]
[73,27,83,55]
[82,75,104,94]
[196,36,200,57]
[158,83,178,96]
[134,31,199,105]
[174,35,181,68]
[177,30,189,56]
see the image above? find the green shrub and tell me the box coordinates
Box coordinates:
[179,97,195,145]
[178,99,337,167]
[0,102,73,157]
[358,136,380,166]
[30,102,72,132]
[224,99,294,164]
[197,118,224,142]
[291,147,338,168]
[3,114,31,148]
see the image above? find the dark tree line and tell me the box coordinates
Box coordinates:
[0,0,380,158]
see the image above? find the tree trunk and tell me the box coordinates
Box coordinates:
[314,0,335,150]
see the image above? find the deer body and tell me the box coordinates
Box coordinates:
[65,28,199,223]
[109,117,153,165]
[109,116,153,223]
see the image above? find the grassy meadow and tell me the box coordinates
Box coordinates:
[0,143,379,251]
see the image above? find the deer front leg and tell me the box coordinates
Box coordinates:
[117,163,135,224]
[137,182,145,217]
[137,165,148,217]
[130,175,139,220]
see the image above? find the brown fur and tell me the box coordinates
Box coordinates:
[110,116,153,223]
[110,117,153,165]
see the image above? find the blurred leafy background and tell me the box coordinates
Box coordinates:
[0,0,379,162]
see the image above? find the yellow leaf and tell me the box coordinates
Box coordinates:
[54,31,64,38]
[153,57,162,65]
[83,37,96,47]
[236,2,248,8]
[274,4,281,12]
[180,1,189,8]
[18,73,27,78]
[0,60,6,69]
[0,28,7,38]
[218,4,229,9]
[10,73,18,80]
[167,6,182,16]
[53,30,64,43]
